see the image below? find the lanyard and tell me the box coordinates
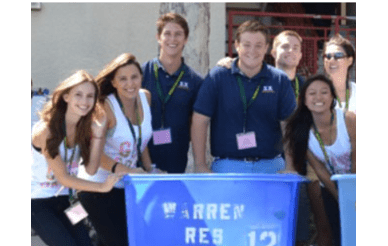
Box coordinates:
[153,63,185,128]
[294,77,299,100]
[63,126,76,202]
[236,75,263,132]
[312,112,336,174]
[114,93,144,170]
[336,82,350,110]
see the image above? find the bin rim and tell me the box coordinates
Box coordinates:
[123,173,308,182]
[331,174,356,181]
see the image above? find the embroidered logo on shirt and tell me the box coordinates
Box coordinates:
[262,86,275,93]
[177,81,190,91]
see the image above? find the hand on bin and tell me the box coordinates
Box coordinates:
[101,173,125,192]
[149,164,167,174]
[216,57,235,69]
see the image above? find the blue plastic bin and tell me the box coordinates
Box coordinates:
[331,174,356,246]
[124,173,307,246]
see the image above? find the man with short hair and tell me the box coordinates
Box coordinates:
[142,13,203,173]
[272,30,313,246]
[191,20,296,174]
[271,30,304,100]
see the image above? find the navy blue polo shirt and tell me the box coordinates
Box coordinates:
[193,59,296,159]
[142,58,203,173]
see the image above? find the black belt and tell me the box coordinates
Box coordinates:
[217,157,263,162]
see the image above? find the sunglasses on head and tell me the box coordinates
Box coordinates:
[324,52,348,60]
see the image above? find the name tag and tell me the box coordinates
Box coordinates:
[236,131,257,150]
[64,201,88,225]
[153,128,172,145]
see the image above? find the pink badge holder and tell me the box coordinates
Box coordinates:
[153,128,172,145]
[64,201,88,225]
[236,131,257,150]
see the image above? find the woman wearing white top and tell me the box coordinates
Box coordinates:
[324,34,356,113]
[77,53,153,246]
[31,70,122,246]
[284,74,356,246]
[306,34,356,246]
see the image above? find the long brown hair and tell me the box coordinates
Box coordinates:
[95,53,143,103]
[40,70,102,166]
[283,74,337,174]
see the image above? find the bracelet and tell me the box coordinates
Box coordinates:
[111,162,119,173]
[92,135,104,139]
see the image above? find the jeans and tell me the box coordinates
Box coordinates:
[211,155,285,173]
[31,196,93,246]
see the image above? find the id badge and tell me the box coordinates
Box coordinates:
[153,128,172,145]
[236,131,257,150]
[64,201,88,225]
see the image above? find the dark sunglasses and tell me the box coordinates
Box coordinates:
[324,52,348,60]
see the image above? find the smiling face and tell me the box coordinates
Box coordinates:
[235,31,269,76]
[272,35,302,69]
[157,22,188,59]
[63,81,96,116]
[324,44,353,80]
[111,64,142,101]
[304,80,334,114]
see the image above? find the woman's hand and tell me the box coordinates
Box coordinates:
[277,169,299,174]
[129,167,148,174]
[91,112,108,138]
[216,57,234,69]
[100,173,125,192]
[149,166,168,174]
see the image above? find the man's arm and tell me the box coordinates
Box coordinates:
[191,112,212,173]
